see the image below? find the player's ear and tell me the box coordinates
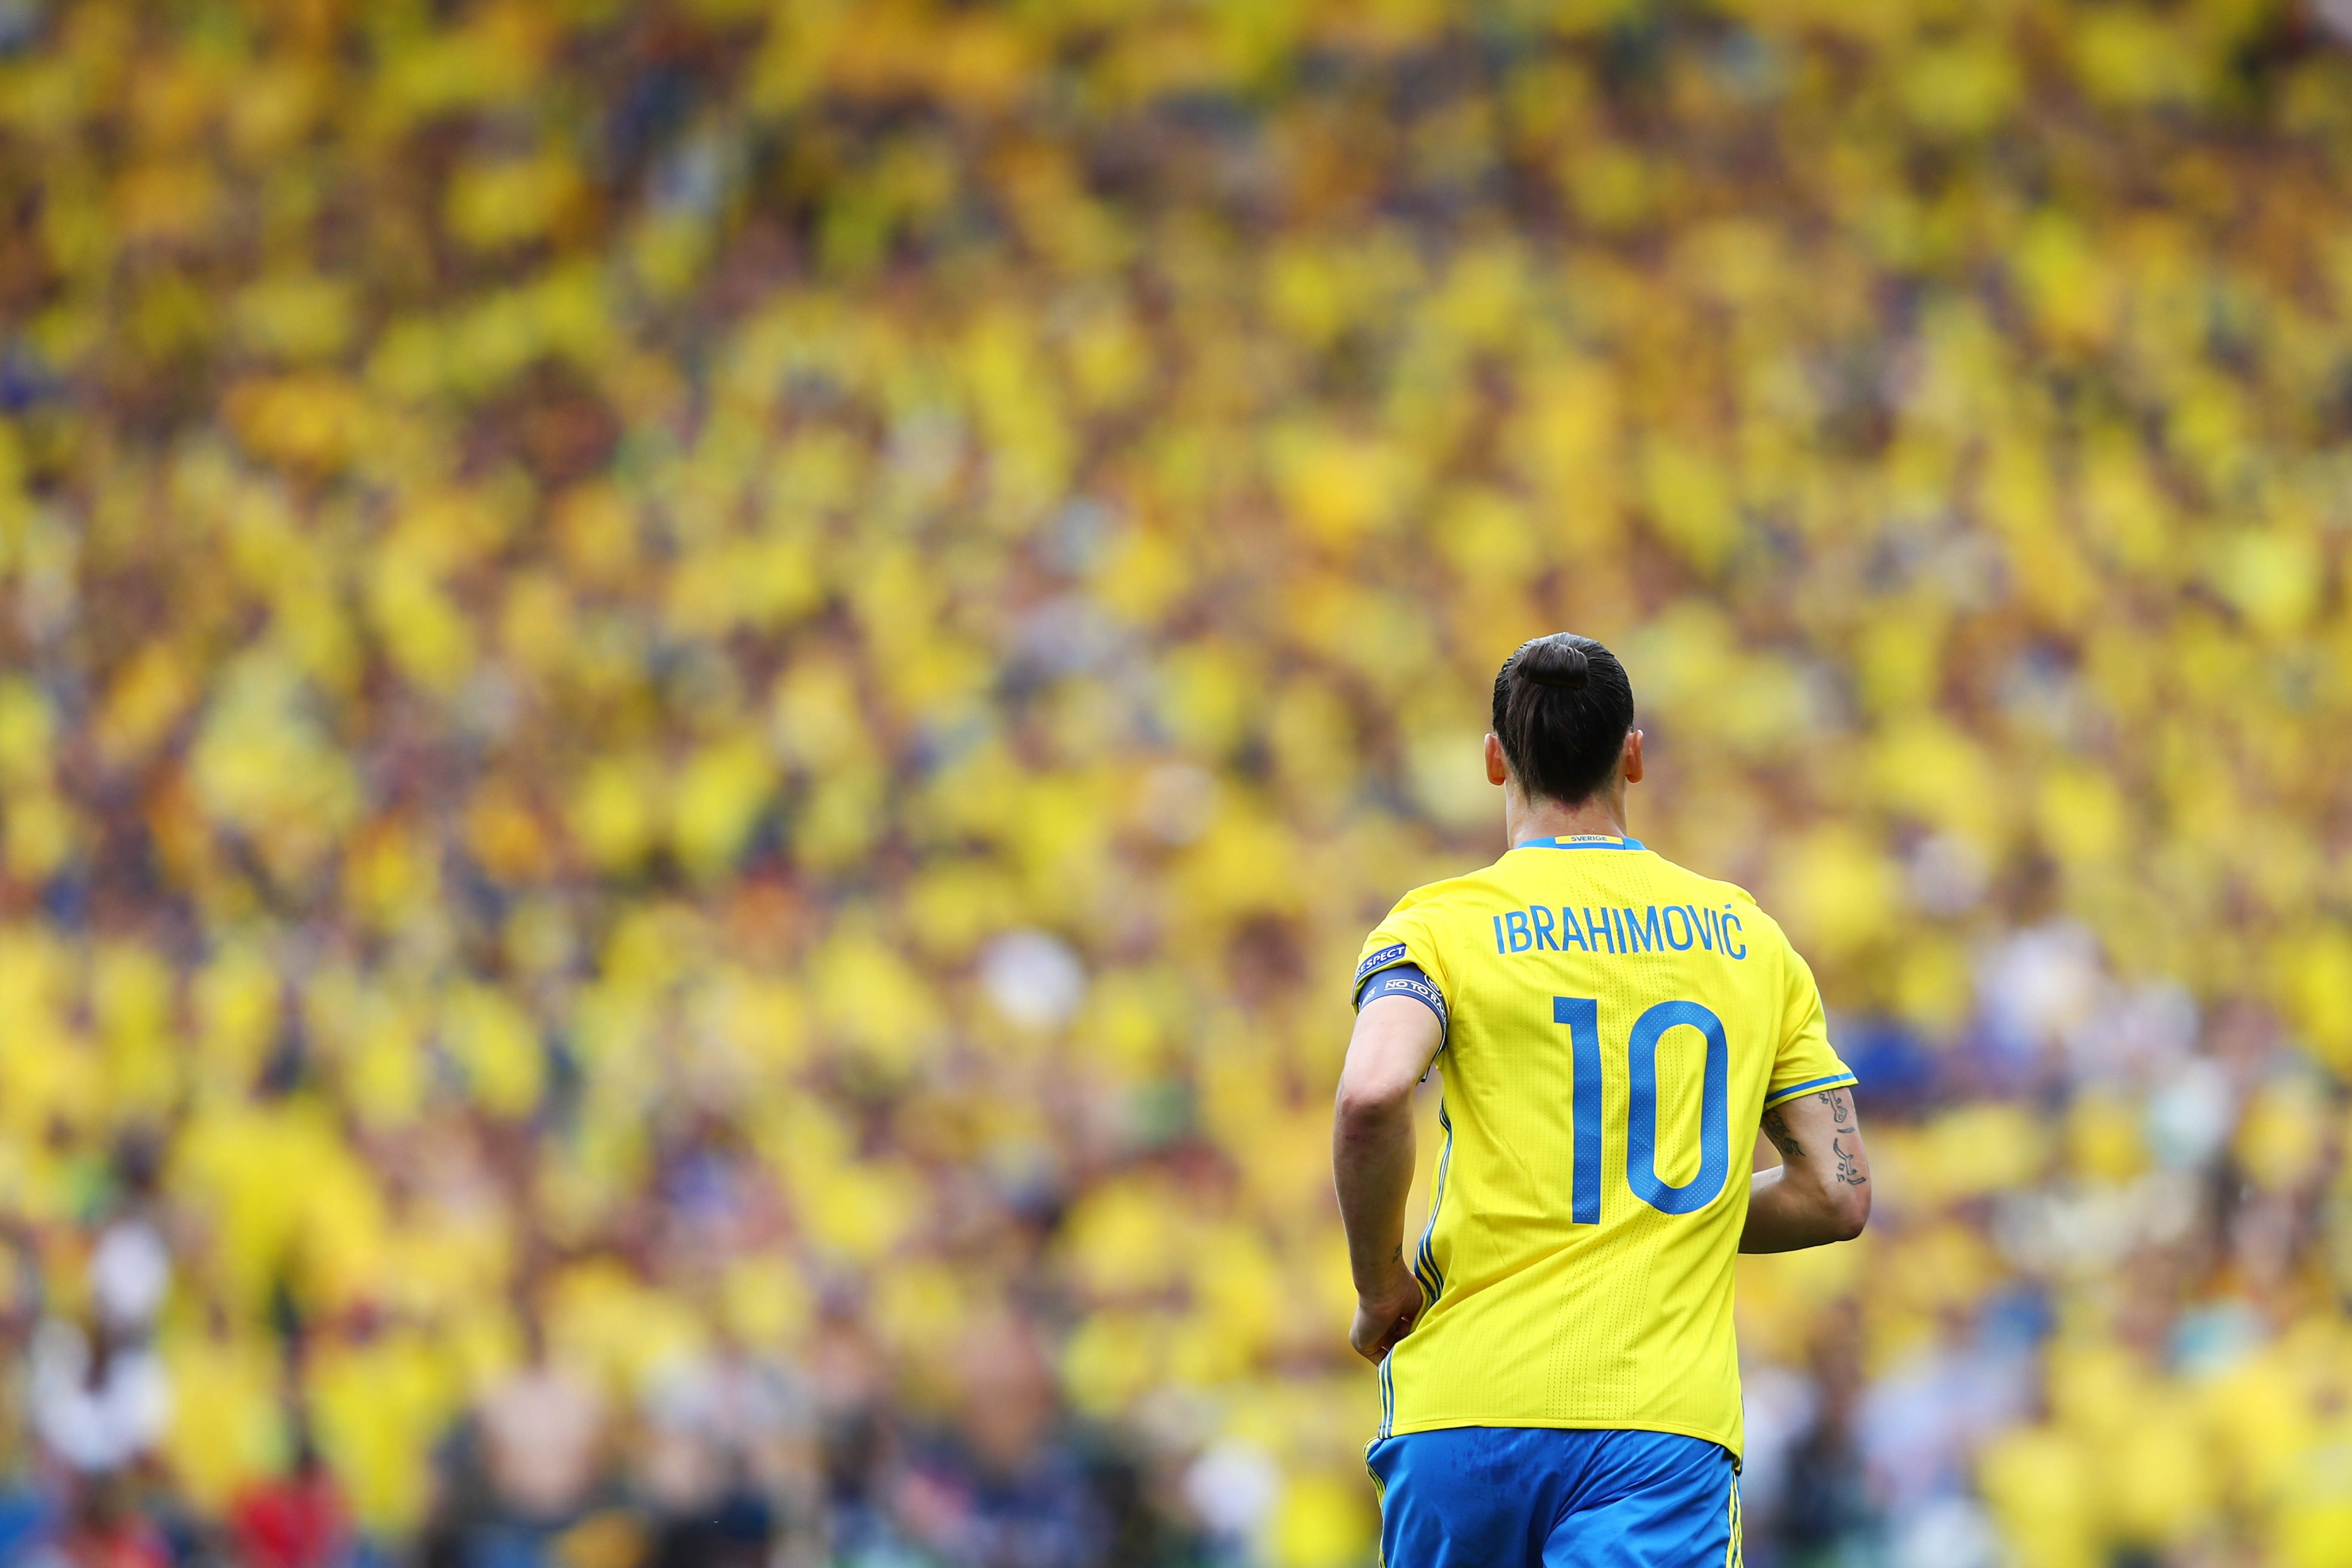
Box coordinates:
[1622,728,1644,785]
[1484,733,1509,787]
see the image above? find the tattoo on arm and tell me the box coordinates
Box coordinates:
[1832,1136,1867,1186]
[1817,1088,1850,1125]
[1761,1108,1804,1160]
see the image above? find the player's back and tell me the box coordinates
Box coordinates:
[1354,834,1853,1457]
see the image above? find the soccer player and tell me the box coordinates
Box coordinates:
[1332,633,1871,1567]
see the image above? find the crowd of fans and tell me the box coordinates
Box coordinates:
[0,0,2349,1565]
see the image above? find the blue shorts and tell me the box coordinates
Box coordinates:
[1367,1427,1740,1568]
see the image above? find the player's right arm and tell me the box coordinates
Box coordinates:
[1332,994,1443,1363]
[1741,1085,1871,1252]
[1742,917,1869,1253]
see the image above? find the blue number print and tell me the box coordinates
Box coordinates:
[1552,997,1604,1225]
[1625,1000,1730,1216]
[1556,997,1733,1220]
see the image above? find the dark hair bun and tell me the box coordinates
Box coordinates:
[1517,637,1590,690]
[1491,632,1632,805]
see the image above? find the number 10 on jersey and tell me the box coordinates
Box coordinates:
[1554,996,1731,1220]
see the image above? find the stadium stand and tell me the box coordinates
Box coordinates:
[0,1,2349,1565]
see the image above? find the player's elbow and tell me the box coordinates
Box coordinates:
[1825,1181,1871,1242]
[1333,1066,1416,1132]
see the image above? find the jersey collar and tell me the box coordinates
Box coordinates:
[1519,833,1645,851]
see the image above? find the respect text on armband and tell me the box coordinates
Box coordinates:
[1490,904,1748,960]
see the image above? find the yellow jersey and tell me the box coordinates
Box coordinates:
[1351,833,1855,1460]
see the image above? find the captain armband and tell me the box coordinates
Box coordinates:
[1354,962,1448,1044]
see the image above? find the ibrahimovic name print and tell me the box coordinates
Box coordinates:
[1491,831,1750,960]
[1491,902,1748,959]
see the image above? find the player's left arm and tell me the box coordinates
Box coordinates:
[1332,995,1443,1363]
[1741,1085,1871,1253]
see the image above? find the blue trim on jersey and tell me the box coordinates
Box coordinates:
[1357,964,1448,1041]
[1521,835,1646,851]
[1413,1101,1454,1307]
[1761,1072,1859,1111]
[1369,1427,1738,1568]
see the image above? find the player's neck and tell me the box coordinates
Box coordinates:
[1507,791,1629,848]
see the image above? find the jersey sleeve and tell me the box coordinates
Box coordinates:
[1762,940,1858,1110]
[1351,899,1452,1046]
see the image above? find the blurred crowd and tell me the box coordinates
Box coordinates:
[0,0,2350,1565]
